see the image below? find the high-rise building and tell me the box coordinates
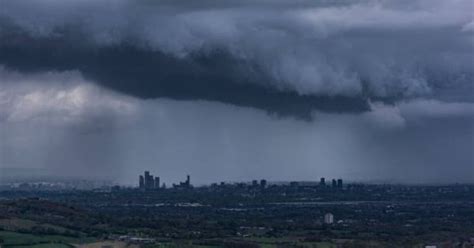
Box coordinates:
[320,177,326,186]
[149,174,155,189]
[332,179,337,188]
[174,175,192,189]
[252,180,258,187]
[155,177,160,189]
[139,171,160,190]
[144,171,151,189]
[139,175,144,189]
[337,179,343,189]
[260,179,267,189]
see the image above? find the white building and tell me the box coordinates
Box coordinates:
[324,213,334,224]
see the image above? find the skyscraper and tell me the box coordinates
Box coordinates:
[260,179,267,189]
[144,171,151,189]
[252,180,258,187]
[140,171,159,190]
[320,177,326,186]
[155,176,160,189]
[139,175,144,189]
[337,179,343,189]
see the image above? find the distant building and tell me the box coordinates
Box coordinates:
[139,175,144,189]
[119,235,156,244]
[290,181,299,187]
[324,213,334,224]
[144,171,150,182]
[337,179,343,189]
[252,180,258,187]
[332,179,337,188]
[260,179,267,189]
[154,177,160,189]
[320,177,326,186]
[139,171,160,190]
[174,175,192,189]
[144,171,154,189]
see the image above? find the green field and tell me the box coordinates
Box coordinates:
[145,237,338,248]
[9,244,71,248]
[0,231,96,247]
[237,237,336,248]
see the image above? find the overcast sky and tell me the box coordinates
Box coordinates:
[0,0,473,185]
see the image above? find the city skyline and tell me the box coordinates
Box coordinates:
[135,170,347,189]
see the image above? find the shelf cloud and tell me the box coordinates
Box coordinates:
[0,0,472,118]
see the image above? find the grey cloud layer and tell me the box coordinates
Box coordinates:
[0,0,472,117]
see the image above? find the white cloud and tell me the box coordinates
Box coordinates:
[360,99,474,129]
[364,101,406,129]
[399,99,474,119]
[0,68,138,124]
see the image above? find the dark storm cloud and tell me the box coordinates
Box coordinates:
[0,30,368,119]
[0,0,472,118]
